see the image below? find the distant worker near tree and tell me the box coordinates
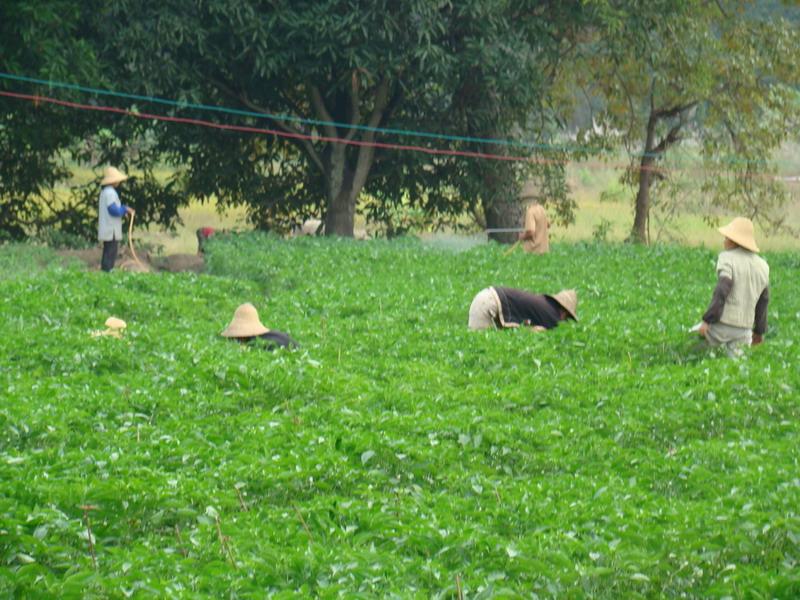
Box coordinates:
[697,217,769,355]
[468,286,577,331]
[196,227,217,254]
[98,166,135,272]
[518,180,549,254]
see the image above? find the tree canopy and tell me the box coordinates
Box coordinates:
[99,0,589,237]
[0,1,101,240]
[1,0,798,242]
[573,0,800,242]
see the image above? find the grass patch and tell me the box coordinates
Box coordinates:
[1,236,799,597]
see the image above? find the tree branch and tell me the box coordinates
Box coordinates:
[352,77,392,194]
[651,121,684,155]
[364,76,391,133]
[652,101,698,121]
[239,91,326,177]
[344,69,362,142]
[205,75,326,176]
[309,84,338,138]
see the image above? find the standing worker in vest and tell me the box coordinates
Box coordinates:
[518,180,549,254]
[698,217,769,356]
[98,166,135,272]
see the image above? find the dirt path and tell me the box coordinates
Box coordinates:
[57,247,205,273]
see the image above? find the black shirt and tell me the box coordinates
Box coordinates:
[493,287,562,329]
[248,331,298,350]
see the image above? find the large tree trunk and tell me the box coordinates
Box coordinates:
[309,78,389,238]
[480,134,521,244]
[485,193,524,244]
[630,100,691,244]
[325,172,356,237]
[631,158,654,244]
[630,115,658,244]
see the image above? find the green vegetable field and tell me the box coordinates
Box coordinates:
[1,236,799,598]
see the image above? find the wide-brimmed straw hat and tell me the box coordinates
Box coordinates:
[100,166,129,186]
[221,303,270,338]
[105,317,127,330]
[90,316,127,338]
[718,217,759,253]
[546,289,578,321]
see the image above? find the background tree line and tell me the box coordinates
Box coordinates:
[1,0,798,243]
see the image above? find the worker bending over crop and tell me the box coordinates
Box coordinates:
[468,287,577,331]
[221,303,298,350]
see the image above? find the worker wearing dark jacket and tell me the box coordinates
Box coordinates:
[698,217,769,356]
[221,303,298,350]
[468,287,578,331]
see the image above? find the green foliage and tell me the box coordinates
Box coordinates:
[0,243,61,278]
[572,0,800,242]
[0,0,589,237]
[0,1,107,241]
[591,218,614,242]
[32,228,96,250]
[1,236,799,597]
[4,1,798,241]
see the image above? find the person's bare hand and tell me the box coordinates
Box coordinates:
[752,333,763,346]
[698,321,709,337]
[126,207,136,216]
[531,325,546,332]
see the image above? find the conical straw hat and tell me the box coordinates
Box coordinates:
[105,317,127,330]
[718,217,759,253]
[546,289,578,321]
[100,166,129,186]
[221,303,270,338]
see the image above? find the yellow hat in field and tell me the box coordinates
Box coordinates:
[90,316,127,339]
[100,166,129,186]
[105,317,127,330]
[547,289,578,321]
[718,217,759,253]
[221,303,270,338]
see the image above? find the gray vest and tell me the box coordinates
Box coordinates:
[717,248,769,329]
[98,186,123,241]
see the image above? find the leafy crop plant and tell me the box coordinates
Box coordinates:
[1,236,798,597]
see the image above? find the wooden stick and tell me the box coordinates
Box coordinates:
[214,515,236,567]
[235,486,249,512]
[127,212,145,268]
[80,505,98,570]
[174,524,188,557]
[503,240,520,256]
[456,574,464,600]
[292,502,314,543]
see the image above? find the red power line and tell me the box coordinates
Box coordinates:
[0,90,785,182]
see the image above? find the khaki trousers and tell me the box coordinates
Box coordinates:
[468,288,502,330]
[705,322,752,357]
